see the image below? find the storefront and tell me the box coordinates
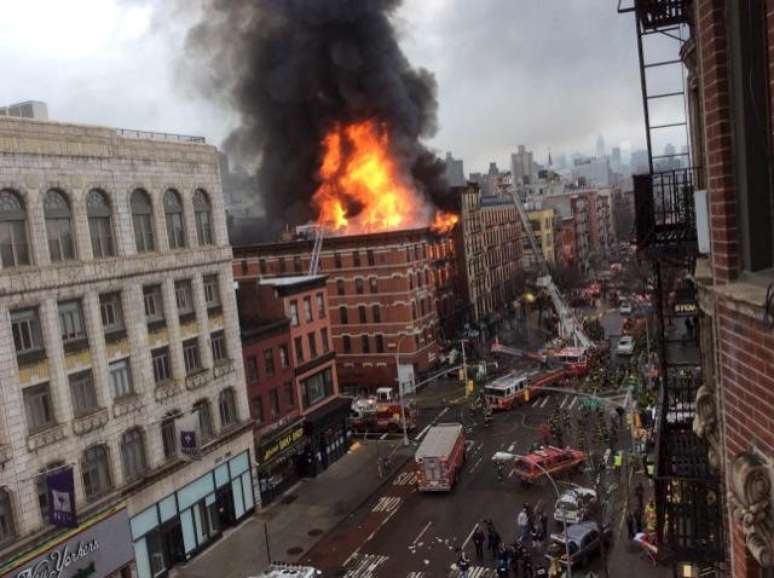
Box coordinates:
[302,397,351,477]
[130,451,254,578]
[255,421,306,506]
[1,503,134,578]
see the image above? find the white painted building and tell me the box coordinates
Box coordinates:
[0,117,254,578]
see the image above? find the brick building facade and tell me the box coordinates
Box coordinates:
[626,1,774,576]
[233,228,455,394]
[0,117,253,578]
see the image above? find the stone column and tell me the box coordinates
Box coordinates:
[163,278,185,382]
[192,272,213,370]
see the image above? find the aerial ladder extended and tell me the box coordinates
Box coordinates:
[308,225,324,276]
[509,191,594,352]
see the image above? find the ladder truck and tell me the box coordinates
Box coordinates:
[510,191,594,352]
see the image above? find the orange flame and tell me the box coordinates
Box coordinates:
[431,211,459,234]
[312,120,457,235]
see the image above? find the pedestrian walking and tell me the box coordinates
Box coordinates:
[457,549,471,578]
[626,511,636,539]
[517,506,530,543]
[487,523,501,557]
[538,511,548,543]
[530,524,541,549]
[522,554,534,578]
[497,550,510,578]
[472,524,485,560]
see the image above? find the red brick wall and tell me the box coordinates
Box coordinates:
[697,0,740,283]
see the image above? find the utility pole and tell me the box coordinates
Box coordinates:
[460,338,468,386]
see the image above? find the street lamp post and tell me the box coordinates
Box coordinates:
[394,333,411,447]
[510,454,573,578]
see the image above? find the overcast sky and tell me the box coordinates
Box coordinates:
[1,0,648,174]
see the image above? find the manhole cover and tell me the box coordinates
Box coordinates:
[280,494,298,505]
[287,546,304,556]
[308,528,324,537]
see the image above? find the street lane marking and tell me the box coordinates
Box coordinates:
[372,496,402,513]
[468,454,484,474]
[393,471,418,486]
[559,395,568,409]
[436,407,450,420]
[507,442,516,452]
[539,397,549,408]
[531,398,541,408]
[414,424,431,442]
[461,522,479,549]
[568,397,578,410]
[412,521,433,546]
[407,573,425,578]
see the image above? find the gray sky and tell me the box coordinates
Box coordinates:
[1,0,648,175]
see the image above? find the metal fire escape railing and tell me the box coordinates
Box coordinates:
[621,0,726,569]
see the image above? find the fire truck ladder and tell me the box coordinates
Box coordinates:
[308,226,324,276]
[618,0,693,173]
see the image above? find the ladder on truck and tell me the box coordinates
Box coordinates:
[509,190,593,351]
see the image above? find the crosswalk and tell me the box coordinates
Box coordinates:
[344,553,389,577]
[393,471,418,487]
[530,393,582,411]
[447,566,495,578]
[371,496,402,513]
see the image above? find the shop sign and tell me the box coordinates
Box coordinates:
[3,507,133,578]
[260,427,304,465]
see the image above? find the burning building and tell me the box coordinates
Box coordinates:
[234,228,457,394]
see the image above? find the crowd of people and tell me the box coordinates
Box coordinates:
[456,503,559,578]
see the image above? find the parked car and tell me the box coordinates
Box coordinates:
[619,301,633,315]
[554,487,597,526]
[616,335,635,356]
[545,521,611,568]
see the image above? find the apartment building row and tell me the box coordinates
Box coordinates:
[0,117,253,578]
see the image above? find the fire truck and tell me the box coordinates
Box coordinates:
[543,346,589,376]
[494,446,587,486]
[348,387,417,433]
[484,368,570,411]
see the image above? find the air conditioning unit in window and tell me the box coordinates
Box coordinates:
[694,189,710,255]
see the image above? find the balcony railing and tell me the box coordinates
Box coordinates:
[635,0,693,29]
[633,167,701,249]
[654,368,725,562]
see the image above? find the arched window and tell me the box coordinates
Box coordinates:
[0,189,30,267]
[44,189,75,262]
[86,189,114,258]
[36,461,66,523]
[131,190,155,253]
[164,190,186,249]
[218,388,238,428]
[121,428,147,482]
[81,445,112,501]
[0,489,15,545]
[161,410,180,459]
[193,189,213,246]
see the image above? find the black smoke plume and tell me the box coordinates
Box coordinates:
[185,0,448,237]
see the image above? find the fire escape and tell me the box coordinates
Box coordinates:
[619,0,725,574]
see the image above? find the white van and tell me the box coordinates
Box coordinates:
[553,487,597,525]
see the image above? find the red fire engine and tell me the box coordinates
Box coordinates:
[484,368,570,411]
[510,446,587,485]
[349,387,417,433]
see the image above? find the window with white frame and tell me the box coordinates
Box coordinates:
[131,190,155,253]
[203,275,220,309]
[121,428,147,482]
[69,370,98,417]
[161,411,180,459]
[289,300,299,326]
[81,445,112,500]
[143,285,165,324]
[109,359,133,399]
[58,300,87,346]
[316,292,326,318]
[0,189,31,268]
[87,189,114,258]
[175,280,195,317]
[99,292,125,336]
[23,383,54,433]
[11,307,44,356]
[183,339,201,374]
[164,190,186,249]
[44,189,76,262]
[152,347,171,385]
[303,296,313,322]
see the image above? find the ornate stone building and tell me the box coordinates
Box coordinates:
[0,117,253,578]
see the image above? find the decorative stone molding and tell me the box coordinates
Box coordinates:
[693,384,721,469]
[154,380,183,401]
[27,424,66,451]
[185,368,212,391]
[112,395,144,419]
[72,408,109,436]
[213,359,235,379]
[729,452,774,567]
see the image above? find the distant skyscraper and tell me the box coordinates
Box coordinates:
[596,134,606,159]
[444,152,465,187]
[611,147,622,171]
[511,145,536,184]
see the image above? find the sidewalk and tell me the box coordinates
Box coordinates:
[173,439,413,578]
